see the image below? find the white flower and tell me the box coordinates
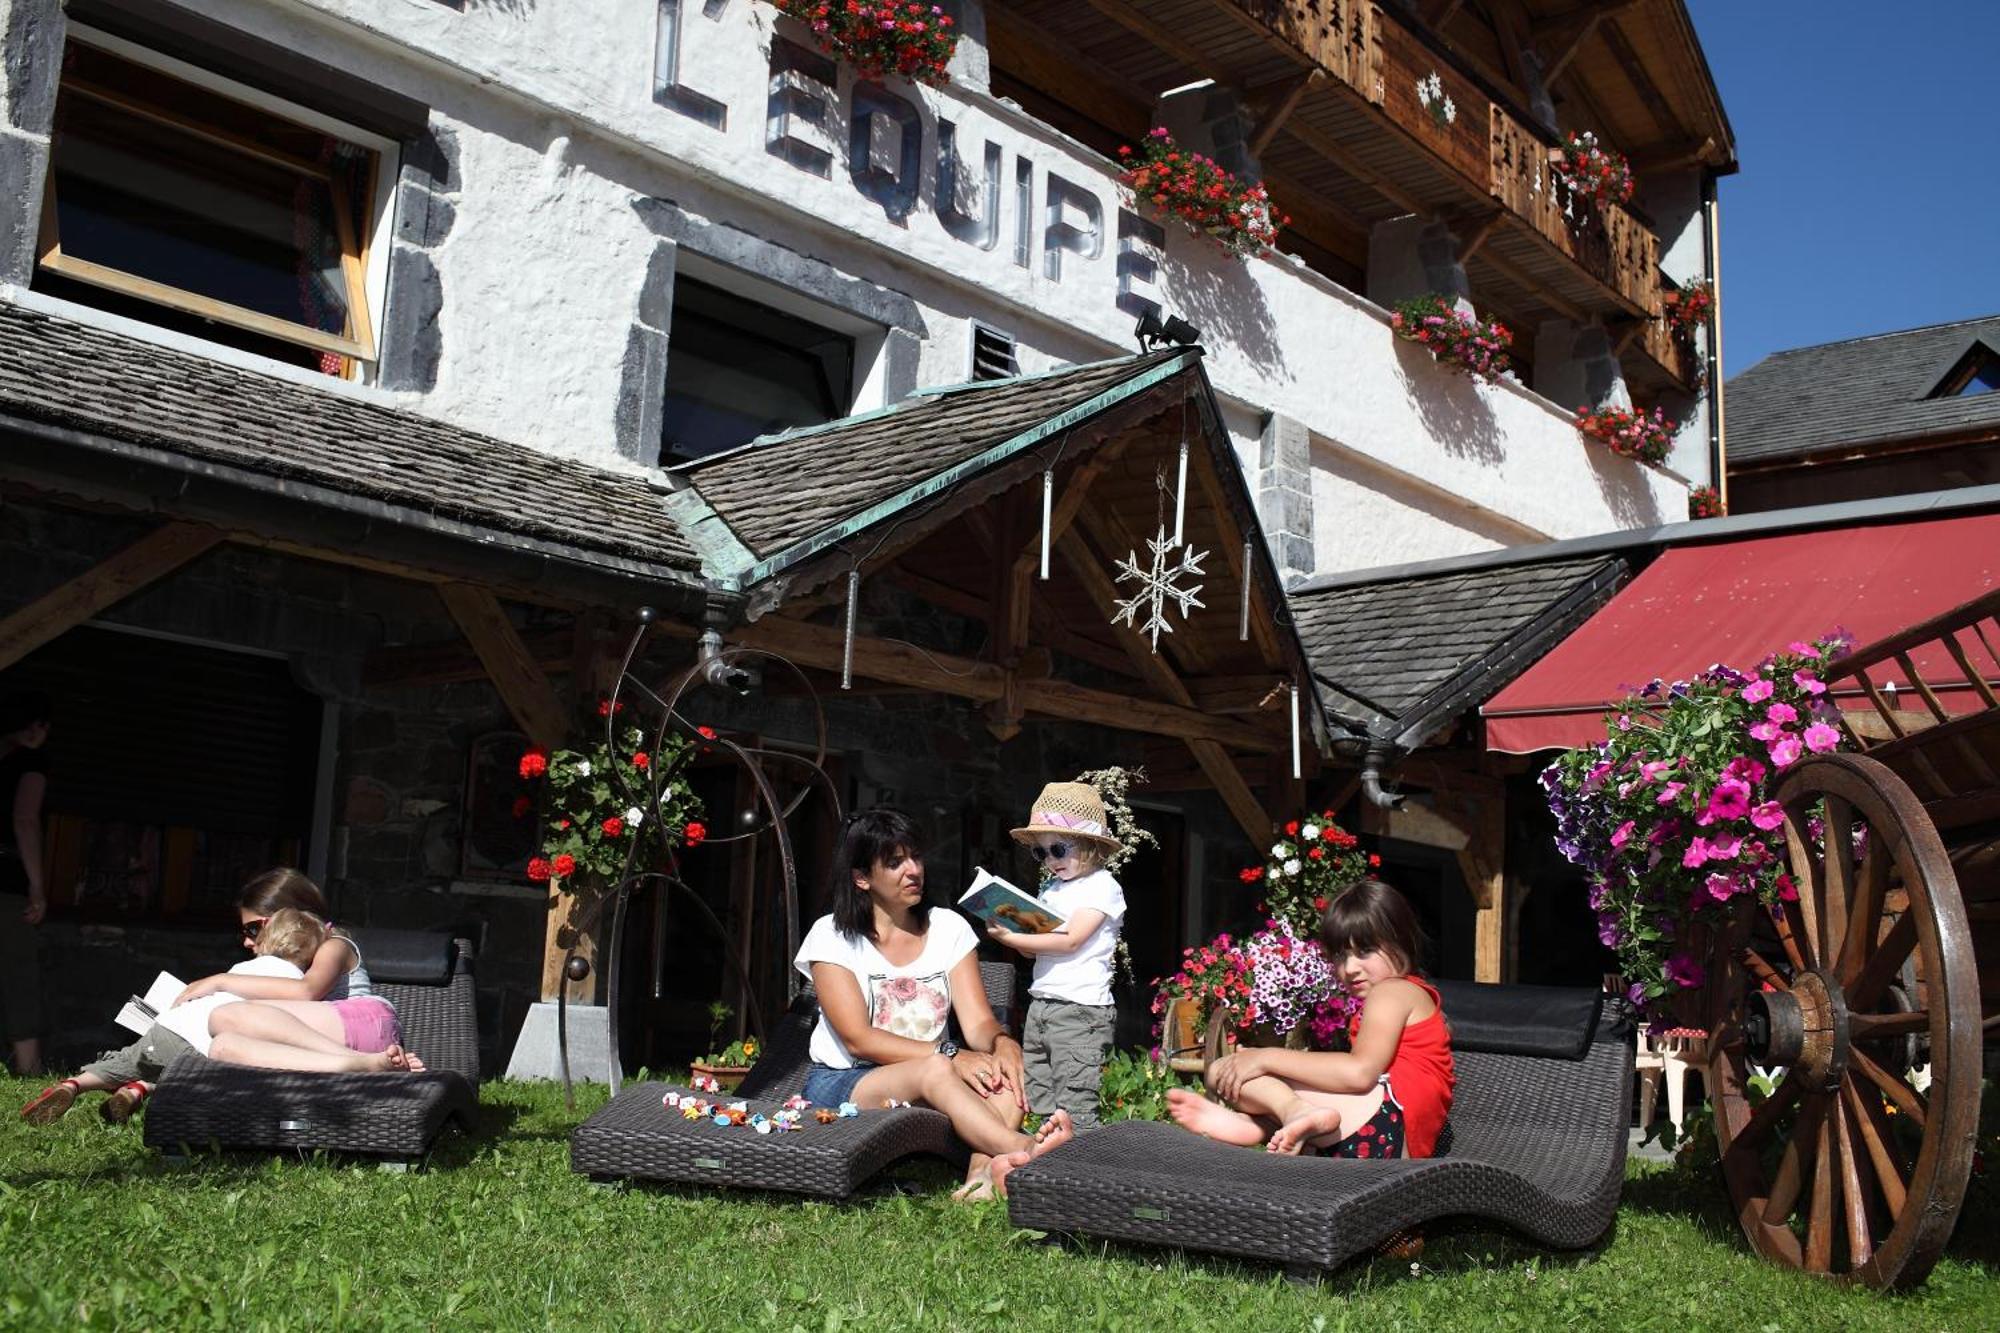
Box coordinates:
[1270,843,1287,859]
[624,806,644,827]
[575,760,592,777]
[1442,95,1457,124]
[1300,824,1320,841]
[1283,859,1302,876]
[627,727,644,746]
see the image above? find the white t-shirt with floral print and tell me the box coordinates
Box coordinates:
[794,910,978,1069]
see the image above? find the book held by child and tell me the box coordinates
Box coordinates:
[956,867,1067,934]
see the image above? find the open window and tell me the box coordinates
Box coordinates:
[33,33,395,377]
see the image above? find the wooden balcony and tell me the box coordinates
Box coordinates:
[994,0,1697,393]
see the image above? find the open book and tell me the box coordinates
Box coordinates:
[957,867,1067,935]
[114,972,186,1037]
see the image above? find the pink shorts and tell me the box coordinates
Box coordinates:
[331,997,401,1053]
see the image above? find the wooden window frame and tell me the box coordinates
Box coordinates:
[36,27,400,370]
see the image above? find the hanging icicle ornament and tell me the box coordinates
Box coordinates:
[1238,539,1253,642]
[1111,524,1207,651]
[841,568,859,691]
[1289,682,1302,780]
[1172,434,1189,547]
[1040,469,1053,581]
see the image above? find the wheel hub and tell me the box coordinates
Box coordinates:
[1744,970,1850,1091]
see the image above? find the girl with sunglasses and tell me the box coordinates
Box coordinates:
[21,869,416,1126]
[984,782,1127,1136]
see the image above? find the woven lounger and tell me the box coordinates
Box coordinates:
[1004,979,1633,1273]
[571,960,1018,1198]
[143,930,481,1163]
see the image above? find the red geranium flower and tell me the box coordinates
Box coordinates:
[1313,897,1328,911]
[1307,846,1325,860]
[1367,853,1381,868]
[557,818,571,830]
[1238,866,1264,883]
[697,726,717,740]
[602,816,624,838]
[684,821,708,847]
[526,856,554,883]
[1284,820,1299,835]
[552,853,577,879]
[518,750,548,780]
[632,752,650,770]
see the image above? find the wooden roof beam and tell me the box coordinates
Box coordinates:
[0,521,224,670]
[1598,14,1691,141]
[1247,68,1324,158]
[437,583,571,751]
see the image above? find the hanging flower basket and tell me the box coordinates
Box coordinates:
[1688,484,1724,520]
[1117,128,1287,258]
[1389,294,1513,382]
[773,1,958,87]
[1576,403,1675,465]
[1663,279,1715,335]
[519,699,707,895]
[1550,130,1635,209]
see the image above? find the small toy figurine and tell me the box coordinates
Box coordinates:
[814,1108,839,1124]
[783,1095,813,1111]
[836,1102,860,1118]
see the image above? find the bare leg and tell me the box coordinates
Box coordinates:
[853,1055,1034,1160]
[12,1038,43,1077]
[989,1109,1078,1196]
[250,1000,348,1046]
[1240,1078,1385,1154]
[1165,1086,1269,1146]
[209,1032,403,1073]
[208,1002,357,1056]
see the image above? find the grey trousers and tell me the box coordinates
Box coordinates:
[82,1025,196,1086]
[1022,996,1117,1130]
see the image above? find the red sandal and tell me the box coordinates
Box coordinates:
[100,1081,151,1125]
[20,1078,82,1125]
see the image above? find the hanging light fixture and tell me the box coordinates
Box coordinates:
[1238,539,1253,642]
[1289,682,1301,780]
[841,569,859,691]
[1040,468,1053,580]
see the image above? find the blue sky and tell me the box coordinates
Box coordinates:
[1685,2,2000,376]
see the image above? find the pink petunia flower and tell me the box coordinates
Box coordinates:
[1656,781,1686,805]
[1610,820,1636,850]
[1701,777,1753,825]
[1705,871,1745,902]
[1770,734,1804,768]
[1740,678,1774,703]
[1765,701,1799,725]
[1682,837,1711,869]
[1664,953,1706,989]
[1787,641,1820,657]
[1706,830,1742,860]
[1803,721,1841,753]
[1722,755,1768,786]
[1792,671,1827,695]
[1748,720,1781,743]
[1749,801,1786,831]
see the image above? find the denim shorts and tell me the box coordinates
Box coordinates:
[800,1061,877,1107]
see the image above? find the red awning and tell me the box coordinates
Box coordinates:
[1482,512,2000,754]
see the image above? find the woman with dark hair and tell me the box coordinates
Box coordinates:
[795,808,1071,1198]
[0,691,51,1076]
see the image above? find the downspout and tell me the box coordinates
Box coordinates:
[1703,170,1727,506]
[1359,742,1406,809]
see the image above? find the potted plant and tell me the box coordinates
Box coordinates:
[1550,129,1635,209]
[773,1,958,88]
[692,1000,759,1091]
[1575,403,1676,465]
[1117,128,1287,258]
[1663,278,1714,335]
[1688,484,1724,520]
[1389,294,1514,382]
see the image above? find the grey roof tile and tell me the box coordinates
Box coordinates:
[1291,553,1625,735]
[682,352,1184,558]
[0,303,699,574]
[1728,315,2000,465]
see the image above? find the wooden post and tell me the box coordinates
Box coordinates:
[1451,787,1510,984]
[0,522,225,669]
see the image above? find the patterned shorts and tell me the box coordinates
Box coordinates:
[1326,1082,1406,1160]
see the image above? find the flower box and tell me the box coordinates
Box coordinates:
[1576,404,1675,466]
[1550,130,1634,209]
[1688,484,1724,520]
[1389,294,1513,382]
[774,1,958,88]
[1663,279,1714,336]
[1118,128,1286,258]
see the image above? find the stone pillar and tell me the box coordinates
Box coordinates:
[1154,81,1259,182]
[0,0,65,286]
[377,124,461,393]
[1257,413,1314,585]
[1532,318,1632,413]
[945,1,989,95]
[1365,215,1474,314]
[1518,49,1559,134]
[616,239,676,464]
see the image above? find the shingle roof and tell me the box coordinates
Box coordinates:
[682,351,1185,559]
[1728,315,2000,466]
[1291,553,1627,747]
[0,303,700,574]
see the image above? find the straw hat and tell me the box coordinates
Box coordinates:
[1010,781,1122,852]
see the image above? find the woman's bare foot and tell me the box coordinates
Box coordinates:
[1032,1108,1075,1156]
[1165,1087,1267,1146]
[363,1045,426,1073]
[1267,1104,1344,1155]
[951,1165,998,1203]
[986,1147,1034,1197]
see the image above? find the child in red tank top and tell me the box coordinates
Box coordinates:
[1167,879,1455,1158]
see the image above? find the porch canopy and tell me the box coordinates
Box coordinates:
[1481,511,2000,754]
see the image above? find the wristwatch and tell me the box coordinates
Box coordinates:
[937,1038,960,1058]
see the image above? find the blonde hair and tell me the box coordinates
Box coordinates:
[257,907,329,969]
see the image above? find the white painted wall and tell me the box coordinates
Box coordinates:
[146,1,1693,568]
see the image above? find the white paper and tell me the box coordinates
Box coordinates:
[112,971,186,1037]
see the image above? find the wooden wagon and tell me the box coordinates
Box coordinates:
[1700,588,2000,1288]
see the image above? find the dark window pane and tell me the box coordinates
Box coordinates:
[660,277,856,462]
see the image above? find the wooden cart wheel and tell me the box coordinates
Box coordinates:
[1705,751,1982,1289]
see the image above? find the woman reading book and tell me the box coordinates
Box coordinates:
[794,808,1073,1200]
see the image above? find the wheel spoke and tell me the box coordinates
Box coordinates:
[1849,1046,1926,1126]
[1835,833,1890,987]
[1820,796,1855,966]
[1833,1098,1873,1270]
[1732,1068,1803,1149]
[1742,948,1790,990]
[1849,1010,1929,1039]
[1849,913,1916,1010]
[1842,1076,1909,1218]
[1775,897,1816,973]
[1807,1096,1836,1273]
[1762,1090,1826,1225]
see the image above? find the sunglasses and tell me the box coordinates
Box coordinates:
[1026,841,1075,863]
[241,917,269,941]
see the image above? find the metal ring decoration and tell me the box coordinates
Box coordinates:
[554,612,843,1102]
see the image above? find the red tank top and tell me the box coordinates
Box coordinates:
[1348,975,1455,1158]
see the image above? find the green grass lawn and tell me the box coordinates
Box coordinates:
[2,1074,1996,1331]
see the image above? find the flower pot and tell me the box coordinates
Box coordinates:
[1161,997,1207,1074]
[690,1060,751,1092]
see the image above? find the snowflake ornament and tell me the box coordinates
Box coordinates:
[1111,524,1207,651]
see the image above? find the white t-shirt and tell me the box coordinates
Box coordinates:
[794,910,979,1069]
[1030,868,1125,1007]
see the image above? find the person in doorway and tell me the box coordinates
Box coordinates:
[984,781,1126,1133]
[0,690,51,1077]
[20,869,420,1125]
[1166,878,1456,1159]
[795,807,1072,1201]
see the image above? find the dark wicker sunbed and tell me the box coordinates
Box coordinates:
[1003,979,1633,1273]
[143,930,480,1163]
[570,960,1019,1198]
